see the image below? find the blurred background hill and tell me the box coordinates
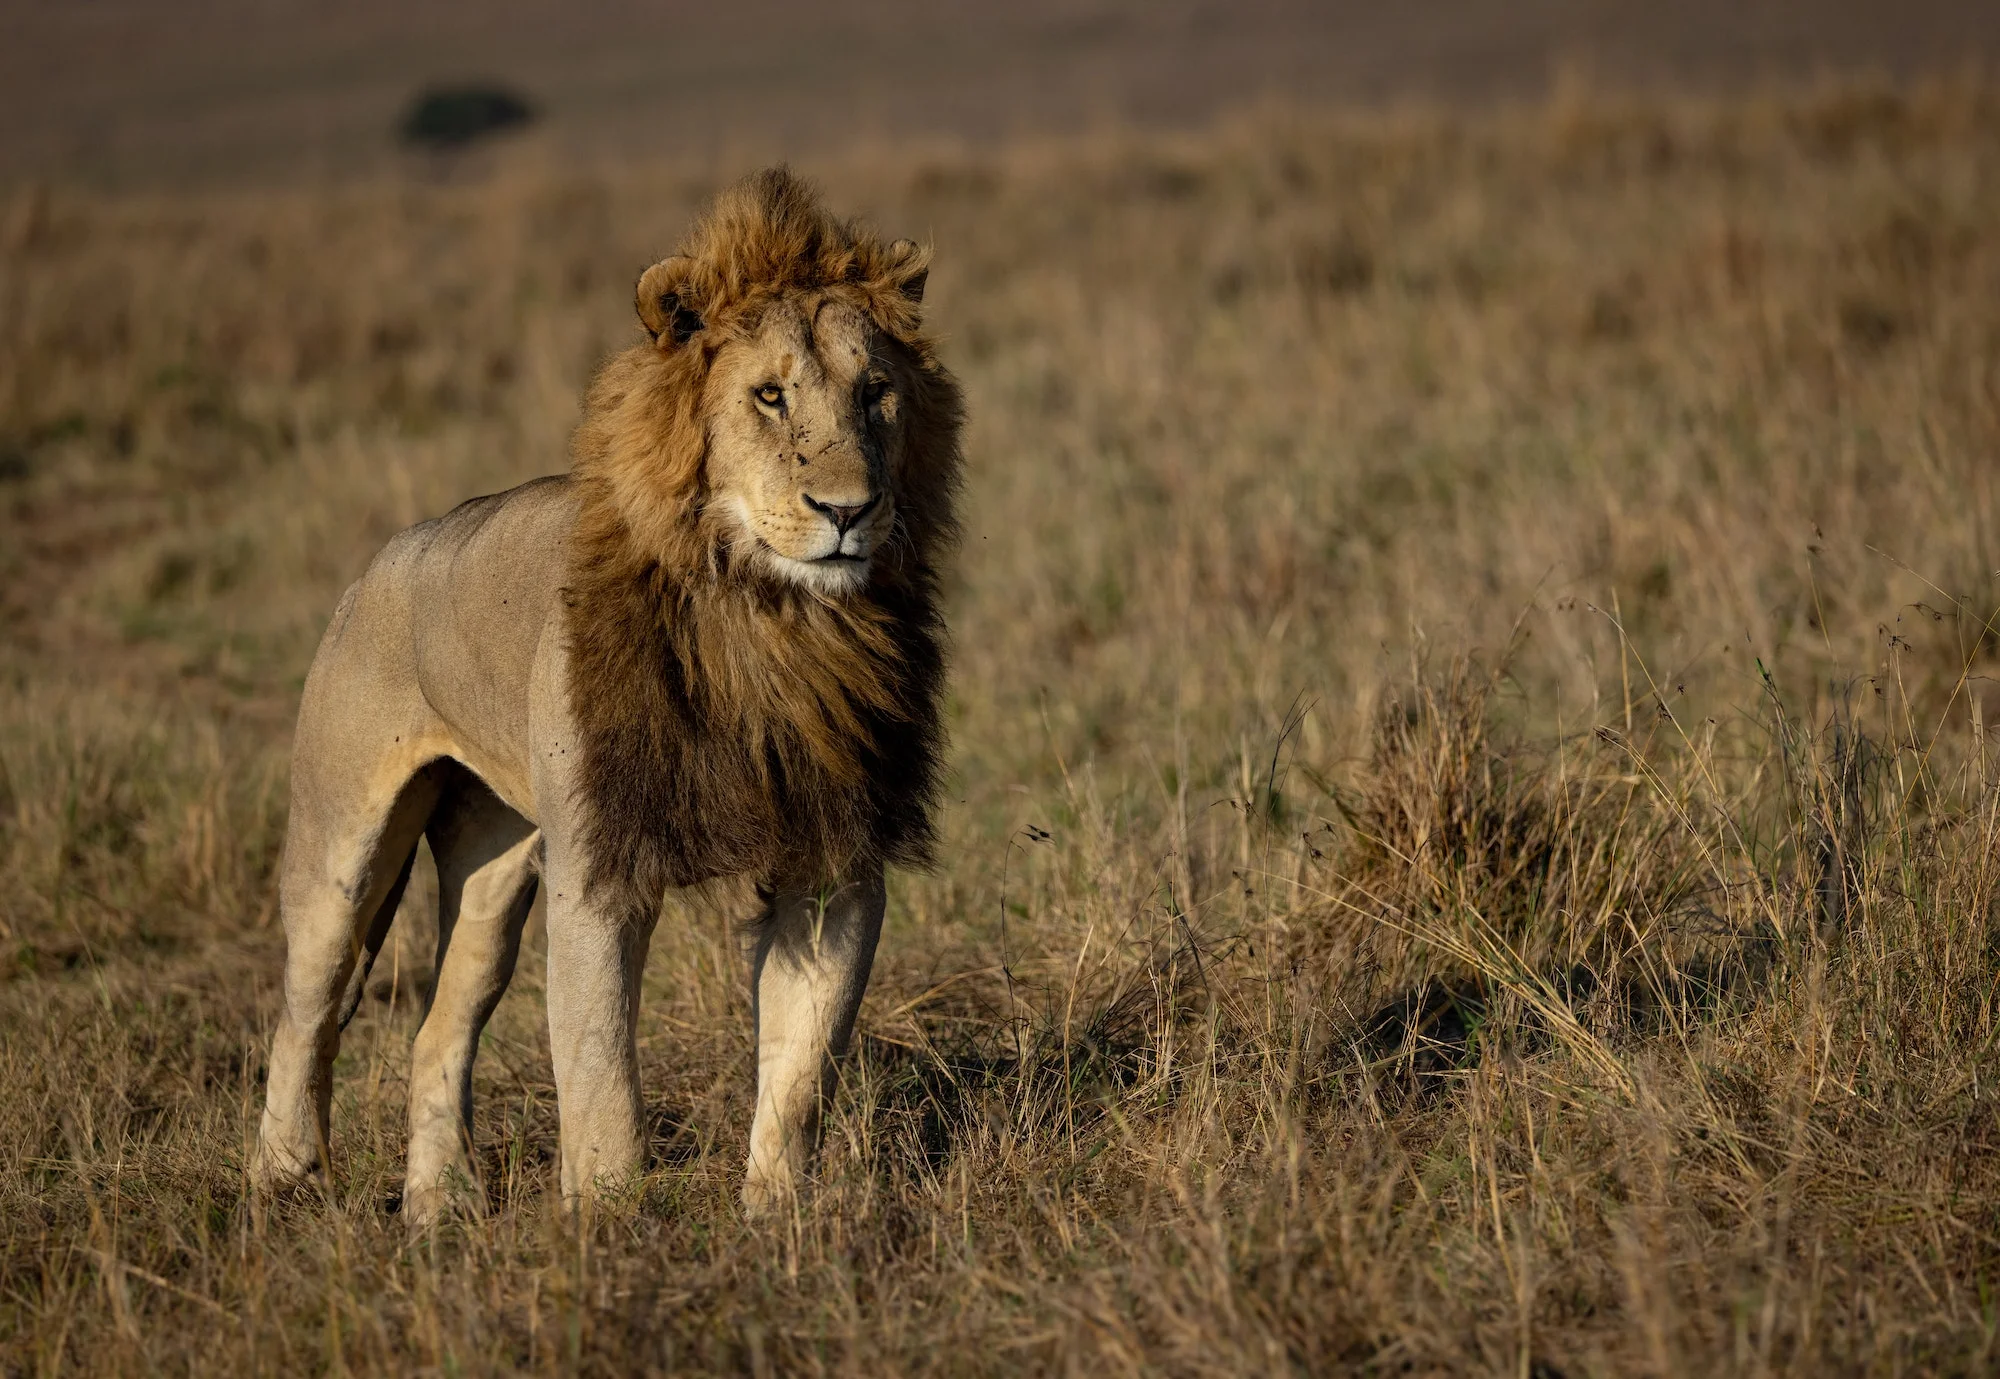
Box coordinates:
[4,0,2000,187]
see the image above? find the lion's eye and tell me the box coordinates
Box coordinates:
[862,378,889,405]
[754,384,784,408]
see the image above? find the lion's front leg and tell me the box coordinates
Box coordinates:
[542,842,656,1209]
[743,864,885,1217]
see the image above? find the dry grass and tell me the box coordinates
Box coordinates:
[5,76,2000,1374]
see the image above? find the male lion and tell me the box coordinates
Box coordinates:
[254,169,961,1223]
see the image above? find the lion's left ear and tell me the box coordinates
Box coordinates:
[886,238,929,305]
[635,255,706,349]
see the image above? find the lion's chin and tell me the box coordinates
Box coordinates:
[760,547,872,597]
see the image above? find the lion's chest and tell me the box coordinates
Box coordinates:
[559,587,941,910]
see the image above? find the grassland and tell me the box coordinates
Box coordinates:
[4,77,2000,1374]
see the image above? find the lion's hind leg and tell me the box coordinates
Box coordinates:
[256,756,442,1194]
[402,767,539,1227]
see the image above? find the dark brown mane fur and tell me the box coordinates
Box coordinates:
[563,169,963,920]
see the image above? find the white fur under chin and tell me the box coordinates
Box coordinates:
[766,550,872,596]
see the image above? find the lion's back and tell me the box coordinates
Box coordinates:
[319,475,574,656]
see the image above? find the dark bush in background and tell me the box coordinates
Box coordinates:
[397,85,536,150]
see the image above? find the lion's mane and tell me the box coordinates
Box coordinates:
[562,169,963,919]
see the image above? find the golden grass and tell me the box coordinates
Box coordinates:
[4,76,2000,1373]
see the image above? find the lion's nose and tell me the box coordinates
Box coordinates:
[801,493,879,535]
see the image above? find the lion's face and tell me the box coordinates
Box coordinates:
[699,295,905,596]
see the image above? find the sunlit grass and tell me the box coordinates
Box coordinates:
[3,76,2000,1373]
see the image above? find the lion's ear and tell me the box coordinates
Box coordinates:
[886,238,929,305]
[635,256,706,348]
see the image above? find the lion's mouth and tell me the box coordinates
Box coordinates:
[753,538,871,579]
[755,539,865,562]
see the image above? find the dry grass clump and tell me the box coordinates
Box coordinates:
[0,694,285,977]
[4,76,2000,1372]
[1306,654,1709,1088]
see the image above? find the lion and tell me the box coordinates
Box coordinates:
[253,168,962,1223]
